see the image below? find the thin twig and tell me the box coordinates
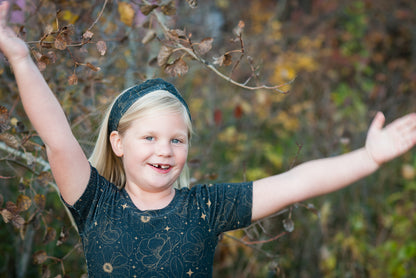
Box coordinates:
[0,142,78,232]
[143,0,292,93]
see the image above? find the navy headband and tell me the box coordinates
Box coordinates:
[108,78,191,134]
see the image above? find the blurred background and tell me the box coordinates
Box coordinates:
[0,0,415,277]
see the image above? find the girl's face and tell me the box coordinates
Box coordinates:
[112,110,189,194]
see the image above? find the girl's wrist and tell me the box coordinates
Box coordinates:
[363,146,382,170]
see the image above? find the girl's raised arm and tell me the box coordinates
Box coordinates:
[252,112,416,221]
[0,1,90,205]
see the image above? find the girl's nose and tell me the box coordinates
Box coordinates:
[155,141,173,156]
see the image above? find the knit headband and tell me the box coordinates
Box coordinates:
[108,78,191,134]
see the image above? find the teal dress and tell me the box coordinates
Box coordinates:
[64,166,253,277]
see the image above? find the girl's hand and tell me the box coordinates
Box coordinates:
[0,1,30,64]
[365,112,416,166]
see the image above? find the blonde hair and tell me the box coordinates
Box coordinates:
[89,89,192,189]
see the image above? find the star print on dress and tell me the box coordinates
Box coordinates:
[63,165,253,277]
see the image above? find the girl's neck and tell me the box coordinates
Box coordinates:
[125,185,175,211]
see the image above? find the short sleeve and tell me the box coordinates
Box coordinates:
[193,182,253,235]
[62,165,119,235]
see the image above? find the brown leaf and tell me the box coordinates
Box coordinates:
[157,45,173,67]
[213,54,232,66]
[118,2,135,27]
[17,194,32,212]
[37,171,53,187]
[11,214,25,229]
[233,20,245,36]
[86,62,100,72]
[1,209,13,223]
[0,194,3,207]
[46,51,57,64]
[164,58,188,77]
[0,105,10,133]
[140,4,159,15]
[186,0,198,8]
[43,227,56,244]
[96,40,107,56]
[198,37,213,55]
[6,201,19,214]
[82,30,94,40]
[168,29,187,40]
[0,133,20,149]
[54,33,67,50]
[57,226,69,246]
[161,1,176,16]
[142,30,156,44]
[33,250,48,264]
[68,73,78,85]
[34,194,46,210]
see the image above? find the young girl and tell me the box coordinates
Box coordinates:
[1,1,416,277]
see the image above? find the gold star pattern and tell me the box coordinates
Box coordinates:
[201,213,206,220]
[164,226,171,232]
[206,199,211,208]
[186,269,194,276]
[121,203,128,209]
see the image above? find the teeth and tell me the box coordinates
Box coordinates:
[151,164,170,169]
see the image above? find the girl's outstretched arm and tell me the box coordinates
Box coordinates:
[0,1,90,205]
[252,112,416,221]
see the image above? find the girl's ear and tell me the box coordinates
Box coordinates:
[109,131,124,157]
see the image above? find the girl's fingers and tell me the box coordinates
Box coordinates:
[369,112,385,133]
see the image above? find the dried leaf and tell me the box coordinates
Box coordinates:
[68,73,78,85]
[37,172,53,187]
[43,227,56,244]
[157,45,173,67]
[283,218,294,232]
[34,194,46,210]
[11,214,25,229]
[57,226,69,246]
[168,29,187,40]
[213,54,232,66]
[118,2,135,27]
[140,4,159,15]
[6,201,19,214]
[39,55,50,66]
[44,24,54,35]
[54,33,67,50]
[0,194,3,207]
[0,133,19,149]
[186,0,198,8]
[161,1,176,16]
[96,40,107,56]
[46,51,57,64]
[33,250,48,264]
[0,105,10,133]
[233,20,245,36]
[164,58,188,77]
[1,209,13,223]
[142,30,156,44]
[82,30,94,40]
[17,194,32,212]
[86,62,100,72]
[198,37,213,55]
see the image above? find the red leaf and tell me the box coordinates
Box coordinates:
[214,109,222,126]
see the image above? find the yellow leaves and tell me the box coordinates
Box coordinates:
[401,164,415,180]
[118,2,135,27]
[60,10,79,25]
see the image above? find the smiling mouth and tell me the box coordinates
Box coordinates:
[150,163,171,170]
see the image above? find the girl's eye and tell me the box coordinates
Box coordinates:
[171,138,181,144]
[145,136,154,141]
